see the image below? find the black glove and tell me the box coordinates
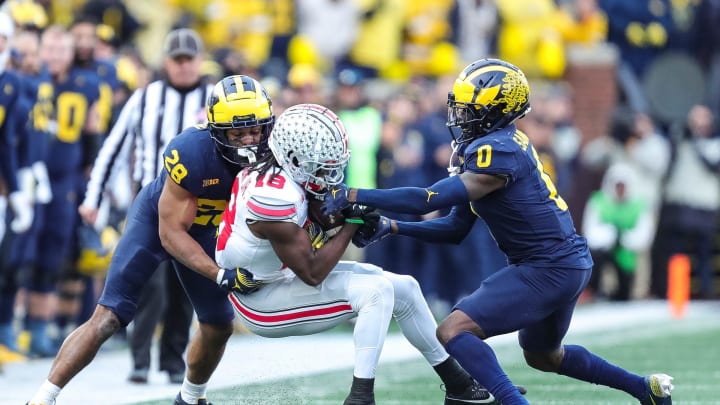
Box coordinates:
[352,211,392,248]
[342,203,375,225]
[217,267,263,294]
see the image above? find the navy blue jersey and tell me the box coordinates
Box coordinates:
[98,124,239,325]
[461,124,592,269]
[46,67,100,177]
[144,125,240,237]
[0,71,26,192]
[91,60,118,133]
[22,70,54,166]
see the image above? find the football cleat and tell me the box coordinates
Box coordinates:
[173,393,212,405]
[443,380,496,404]
[640,374,674,405]
[343,394,375,405]
[444,381,528,405]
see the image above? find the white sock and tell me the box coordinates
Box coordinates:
[180,377,208,404]
[29,380,61,405]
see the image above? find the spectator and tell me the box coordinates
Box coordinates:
[582,163,654,301]
[296,0,360,72]
[449,0,499,63]
[653,104,720,299]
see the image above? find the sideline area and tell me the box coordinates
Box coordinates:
[2,300,717,404]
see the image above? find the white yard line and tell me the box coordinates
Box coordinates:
[2,300,717,404]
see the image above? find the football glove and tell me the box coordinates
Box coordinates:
[304,221,330,250]
[342,203,376,225]
[217,267,263,295]
[33,161,53,204]
[321,183,352,215]
[352,214,392,248]
[8,190,33,233]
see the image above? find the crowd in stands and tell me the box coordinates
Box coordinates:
[0,0,718,375]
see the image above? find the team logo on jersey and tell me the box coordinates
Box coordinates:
[425,189,438,203]
[4,84,12,95]
[203,178,220,187]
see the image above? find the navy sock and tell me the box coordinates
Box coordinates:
[558,344,646,399]
[0,294,15,323]
[446,332,528,405]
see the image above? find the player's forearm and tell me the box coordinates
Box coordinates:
[394,206,475,244]
[160,230,219,281]
[352,176,469,215]
[301,224,357,286]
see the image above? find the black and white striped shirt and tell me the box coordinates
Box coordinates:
[84,79,213,209]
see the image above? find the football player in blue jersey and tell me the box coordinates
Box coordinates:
[70,15,119,133]
[322,59,674,405]
[20,25,103,358]
[0,11,34,243]
[27,74,274,405]
[0,27,55,356]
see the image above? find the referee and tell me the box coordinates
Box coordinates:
[80,28,213,385]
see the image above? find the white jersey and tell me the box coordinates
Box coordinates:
[216,166,309,282]
[214,169,447,374]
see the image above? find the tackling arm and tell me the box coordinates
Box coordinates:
[353,175,470,215]
[350,172,505,215]
[158,178,220,281]
[394,204,477,244]
[249,220,360,286]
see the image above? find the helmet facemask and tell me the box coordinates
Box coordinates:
[207,75,275,166]
[209,115,274,166]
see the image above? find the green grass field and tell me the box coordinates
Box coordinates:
[137,314,719,405]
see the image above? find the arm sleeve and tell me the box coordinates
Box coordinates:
[395,204,477,244]
[355,175,469,215]
[83,90,141,208]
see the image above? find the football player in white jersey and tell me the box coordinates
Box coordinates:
[215,104,525,405]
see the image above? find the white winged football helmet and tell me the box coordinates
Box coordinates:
[268,104,350,196]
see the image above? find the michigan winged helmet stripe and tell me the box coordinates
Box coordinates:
[206,74,275,166]
[447,58,531,144]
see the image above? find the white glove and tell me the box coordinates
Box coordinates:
[9,190,33,233]
[0,195,7,244]
[32,161,53,204]
[18,167,36,203]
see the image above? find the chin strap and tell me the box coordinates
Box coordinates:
[447,140,462,177]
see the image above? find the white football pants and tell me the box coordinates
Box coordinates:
[229,261,449,378]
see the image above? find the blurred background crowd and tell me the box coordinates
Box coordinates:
[0,0,718,379]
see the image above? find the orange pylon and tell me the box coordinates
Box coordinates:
[667,254,691,319]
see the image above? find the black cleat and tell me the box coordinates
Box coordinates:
[173,393,212,405]
[343,393,376,405]
[444,381,527,404]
